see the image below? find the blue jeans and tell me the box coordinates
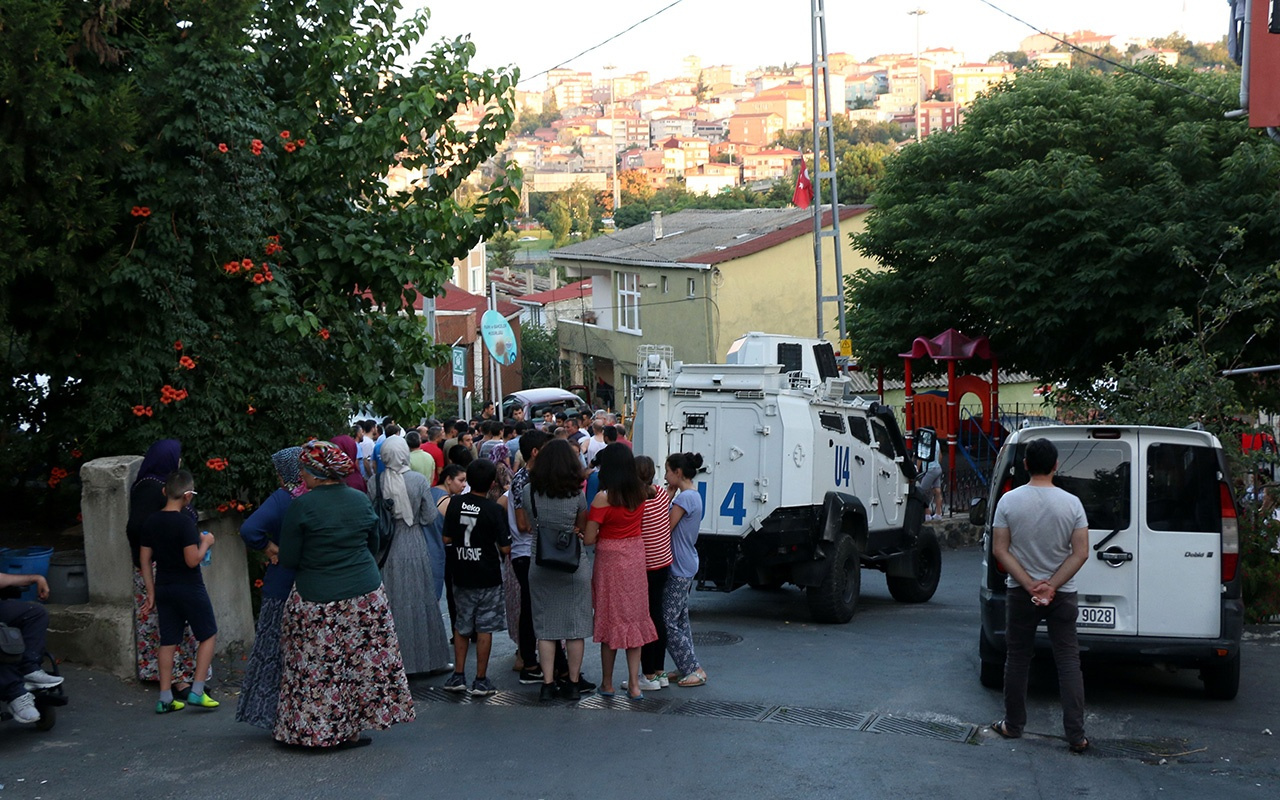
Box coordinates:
[1003,587,1086,744]
[0,600,48,701]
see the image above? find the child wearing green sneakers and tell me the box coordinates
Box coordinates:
[139,469,220,713]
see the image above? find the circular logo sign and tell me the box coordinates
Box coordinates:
[480,310,518,366]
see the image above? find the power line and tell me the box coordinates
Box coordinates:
[520,0,688,86]
[972,0,1232,108]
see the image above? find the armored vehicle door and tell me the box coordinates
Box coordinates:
[869,416,904,529]
[673,401,769,537]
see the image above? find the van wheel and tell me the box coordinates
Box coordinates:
[886,528,942,603]
[979,632,1004,689]
[1201,653,1240,700]
[806,534,860,623]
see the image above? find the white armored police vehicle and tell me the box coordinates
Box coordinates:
[633,332,942,623]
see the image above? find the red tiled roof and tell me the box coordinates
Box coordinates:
[427,282,520,317]
[514,280,592,307]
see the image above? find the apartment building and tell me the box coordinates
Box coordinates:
[726,113,783,147]
[952,62,1014,106]
[742,148,801,181]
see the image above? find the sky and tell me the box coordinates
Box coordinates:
[402,0,1228,90]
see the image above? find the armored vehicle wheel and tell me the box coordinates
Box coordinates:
[1201,653,1240,700]
[806,534,860,623]
[886,528,942,603]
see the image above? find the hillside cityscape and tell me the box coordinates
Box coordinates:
[424,27,1233,243]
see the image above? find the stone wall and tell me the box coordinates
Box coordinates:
[50,456,253,680]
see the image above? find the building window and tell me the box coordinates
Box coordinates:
[687,277,696,298]
[617,271,641,333]
[469,265,483,292]
[661,276,669,294]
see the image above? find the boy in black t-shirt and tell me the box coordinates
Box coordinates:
[139,469,219,713]
[441,459,510,696]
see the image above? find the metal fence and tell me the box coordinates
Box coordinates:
[885,402,1063,519]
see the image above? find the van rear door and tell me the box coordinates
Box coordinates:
[1137,432,1223,638]
[1046,431,1138,637]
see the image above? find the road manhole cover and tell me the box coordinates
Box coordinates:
[691,630,742,646]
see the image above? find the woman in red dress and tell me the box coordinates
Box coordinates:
[584,444,656,700]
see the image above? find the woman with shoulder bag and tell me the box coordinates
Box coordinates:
[521,439,593,700]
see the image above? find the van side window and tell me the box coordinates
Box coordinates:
[848,416,871,445]
[1147,443,1221,532]
[1010,441,1131,530]
[819,412,844,433]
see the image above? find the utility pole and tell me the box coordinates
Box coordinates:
[909,7,927,143]
[605,65,621,216]
[809,0,847,345]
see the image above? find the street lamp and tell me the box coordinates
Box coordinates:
[908,7,926,143]
[604,65,621,216]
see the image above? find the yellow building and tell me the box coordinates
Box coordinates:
[952,62,1014,106]
[549,206,876,401]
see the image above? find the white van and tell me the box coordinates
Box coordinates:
[976,425,1244,699]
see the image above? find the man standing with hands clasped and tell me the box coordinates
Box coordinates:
[990,437,1091,753]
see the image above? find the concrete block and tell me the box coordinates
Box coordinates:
[79,456,141,604]
[46,604,136,680]
[75,456,255,674]
[197,512,254,653]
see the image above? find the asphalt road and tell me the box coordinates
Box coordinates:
[2,545,1277,799]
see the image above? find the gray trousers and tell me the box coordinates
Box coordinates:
[1003,587,1086,744]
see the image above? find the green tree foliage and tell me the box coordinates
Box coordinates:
[487,231,519,272]
[516,95,561,135]
[520,323,562,388]
[775,116,910,155]
[547,201,572,247]
[846,66,1280,387]
[989,50,1030,68]
[0,1,520,510]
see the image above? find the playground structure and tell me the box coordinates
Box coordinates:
[900,329,1005,515]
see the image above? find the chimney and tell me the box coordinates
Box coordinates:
[651,210,663,241]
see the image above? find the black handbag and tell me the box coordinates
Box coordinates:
[0,622,23,664]
[372,474,397,569]
[530,492,581,573]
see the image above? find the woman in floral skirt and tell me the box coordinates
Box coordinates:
[234,446,305,729]
[273,441,414,749]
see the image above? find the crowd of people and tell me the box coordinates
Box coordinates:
[116,406,706,749]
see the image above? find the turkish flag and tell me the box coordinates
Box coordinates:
[792,161,814,209]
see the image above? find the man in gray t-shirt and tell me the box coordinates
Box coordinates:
[990,437,1090,752]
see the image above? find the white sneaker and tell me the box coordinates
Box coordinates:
[6,692,40,724]
[656,671,670,688]
[23,669,64,691]
[621,676,662,692]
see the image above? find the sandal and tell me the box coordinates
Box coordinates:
[990,720,1020,739]
[676,670,707,687]
[1068,738,1090,754]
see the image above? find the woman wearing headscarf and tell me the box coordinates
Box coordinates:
[234,446,306,730]
[274,441,414,750]
[125,439,205,691]
[330,434,367,493]
[366,435,451,674]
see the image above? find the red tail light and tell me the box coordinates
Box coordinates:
[1220,482,1239,583]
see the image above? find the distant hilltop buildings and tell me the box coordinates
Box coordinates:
[436,29,1208,211]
